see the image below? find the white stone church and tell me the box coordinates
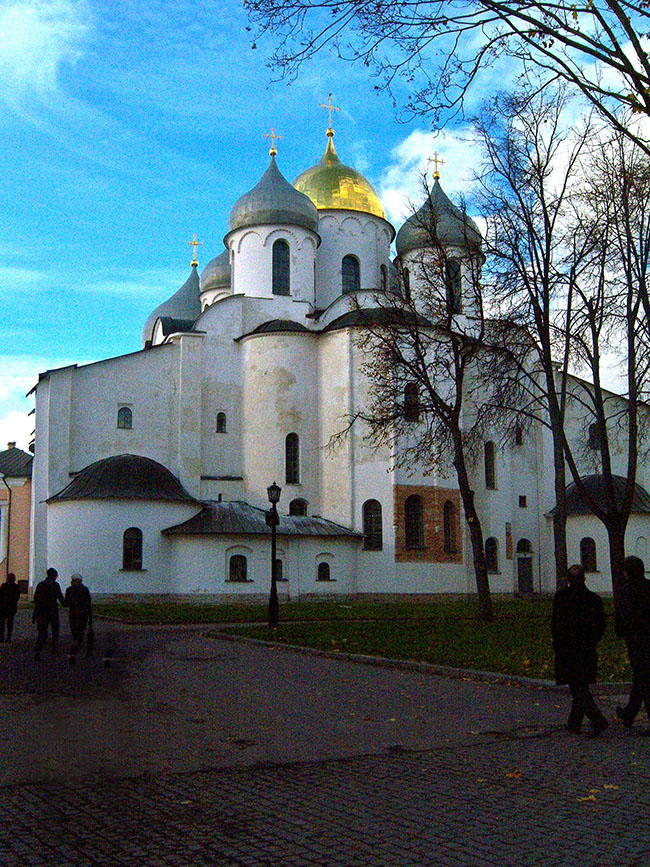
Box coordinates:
[29,124,650,598]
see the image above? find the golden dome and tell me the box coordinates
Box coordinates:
[293,132,386,220]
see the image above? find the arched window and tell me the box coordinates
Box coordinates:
[514,424,523,446]
[122,527,143,570]
[216,412,227,433]
[285,433,300,484]
[445,259,462,313]
[588,422,600,450]
[516,538,532,554]
[272,239,290,295]
[403,267,411,301]
[443,500,456,554]
[580,537,598,572]
[380,264,388,293]
[636,536,649,562]
[229,554,248,582]
[405,495,424,549]
[289,498,308,516]
[317,562,331,582]
[117,407,132,430]
[404,383,420,422]
[363,499,383,550]
[342,255,360,294]
[274,559,284,582]
[484,441,496,490]
[485,537,499,573]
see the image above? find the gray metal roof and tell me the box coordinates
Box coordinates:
[163,499,361,538]
[142,265,202,346]
[395,178,482,255]
[548,474,650,516]
[157,317,197,337]
[48,454,199,504]
[0,446,32,478]
[200,249,231,293]
[324,307,430,332]
[228,155,319,235]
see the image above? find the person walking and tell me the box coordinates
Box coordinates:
[615,555,650,729]
[64,573,93,662]
[552,563,609,737]
[0,572,21,642]
[32,567,65,661]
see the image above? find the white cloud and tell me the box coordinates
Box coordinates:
[0,265,48,291]
[0,0,92,107]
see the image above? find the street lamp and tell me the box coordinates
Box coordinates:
[266,481,281,628]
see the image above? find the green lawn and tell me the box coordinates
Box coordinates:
[93,596,632,681]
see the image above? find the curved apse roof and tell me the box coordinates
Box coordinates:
[48,454,199,504]
[549,474,650,516]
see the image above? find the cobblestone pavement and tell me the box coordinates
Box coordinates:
[2,611,648,866]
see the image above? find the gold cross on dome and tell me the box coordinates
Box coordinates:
[265,127,281,156]
[320,93,340,135]
[188,234,202,266]
[428,151,445,180]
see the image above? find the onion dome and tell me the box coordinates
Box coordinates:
[228,155,319,234]
[395,178,482,256]
[293,130,386,219]
[200,250,231,294]
[47,454,199,503]
[142,264,201,346]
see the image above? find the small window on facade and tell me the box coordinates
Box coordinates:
[404,383,420,422]
[588,423,600,450]
[317,562,331,582]
[380,264,388,293]
[216,412,227,433]
[405,495,424,549]
[289,498,308,516]
[580,537,597,572]
[229,554,248,582]
[342,255,360,294]
[285,433,300,484]
[445,259,462,313]
[363,499,383,550]
[272,239,290,295]
[514,424,523,446]
[519,495,527,508]
[485,537,499,573]
[485,441,496,490]
[443,500,456,554]
[122,527,143,570]
[117,407,132,430]
[517,538,532,554]
[274,559,285,582]
[403,267,411,301]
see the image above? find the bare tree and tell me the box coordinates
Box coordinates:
[246,0,650,153]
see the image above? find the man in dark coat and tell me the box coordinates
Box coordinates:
[552,564,609,736]
[615,555,650,728]
[64,573,93,662]
[32,567,65,661]
[0,572,21,642]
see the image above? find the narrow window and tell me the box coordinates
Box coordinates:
[514,424,523,446]
[274,559,284,582]
[272,239,290,295]
[588,422,600,450]
[517,539,532,554]
[405,495,424,549]
[403,267,411,301]
[580,537,597,572]
[229,554,248,582]
[342,255,360,294]
[117,407,132,430]
[485,537,499,573]
[404,383,420,422]
[289,498,307,516]
[363,500,383,550]
[380,264,388,293]
[216,412,227,433]
[317,562,331,581]
[285,433,300,484]
[443,500,456,554]
[485,441,496,490]
[122,527,143,570]
[519,495,527,508]
[445,259,462,313]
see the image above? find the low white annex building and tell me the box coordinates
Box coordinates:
[29,124,650,598]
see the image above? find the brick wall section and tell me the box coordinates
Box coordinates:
[394,484,463,563]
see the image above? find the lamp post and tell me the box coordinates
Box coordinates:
[266,481,281,628]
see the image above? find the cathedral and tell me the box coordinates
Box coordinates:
[28,119,650,598]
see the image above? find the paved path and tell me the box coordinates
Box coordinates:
[1,611,648,866]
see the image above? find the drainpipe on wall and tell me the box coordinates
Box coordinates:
[0,474,11,582]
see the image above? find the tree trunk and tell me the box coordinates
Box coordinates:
[606,519,627,602]
[550,433,568,589]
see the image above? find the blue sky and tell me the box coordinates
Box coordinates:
[0,0,499,450]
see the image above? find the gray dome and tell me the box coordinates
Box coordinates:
[200,250,231,293]
[142,265,201,346]
[395,179,482,256]
[228,155,319,235]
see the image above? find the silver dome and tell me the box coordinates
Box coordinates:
[396,179,482,256]
[200,249,231,293]
[142,265,201,346]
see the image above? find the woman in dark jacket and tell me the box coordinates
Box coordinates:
[552,564,609,737]
[0,572,21,642]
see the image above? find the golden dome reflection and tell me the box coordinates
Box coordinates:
[293,133,386,220]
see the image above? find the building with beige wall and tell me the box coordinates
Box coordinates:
[0,443,32,591]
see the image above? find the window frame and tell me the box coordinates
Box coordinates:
[445,259,462,313]
[117,406,133,430]
[272,239,291,296]
[580,537,598,572]
[442,500,456,554]
[484,441,496,490]
[228,554,248,583]
[285,432,300,485]
[362,499,383,551]
[341,254,360,294]
[122,527,143,570]
[404,383,420,423]
[485,537,499,574]
[216,411,227,433]
[404,494,425,549]
[289,498,308,516]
